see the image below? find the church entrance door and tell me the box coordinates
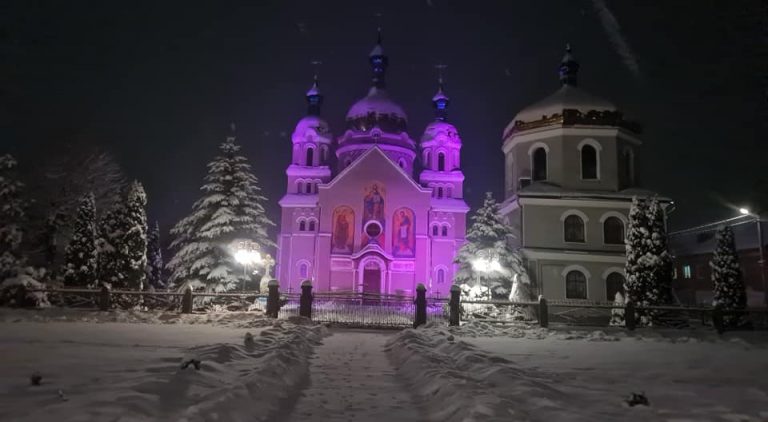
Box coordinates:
[362,266,381,295]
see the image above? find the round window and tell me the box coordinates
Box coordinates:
[364,221,382,238]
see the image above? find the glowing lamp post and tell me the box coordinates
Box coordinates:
[740,208,766,305]
[234,241,262,292]
[472,252,501,299]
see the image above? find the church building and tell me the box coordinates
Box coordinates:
[276,34,469,296]
[499,46,666,302]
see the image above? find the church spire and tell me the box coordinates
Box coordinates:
[305,73,323,116]
[431,67,450,121]
[369,28,388,89]
[559,43,580,86]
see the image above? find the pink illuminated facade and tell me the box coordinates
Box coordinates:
[276,37,469,296]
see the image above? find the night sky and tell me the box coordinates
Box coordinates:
[2,1,766,241]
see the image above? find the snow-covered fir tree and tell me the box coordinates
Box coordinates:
[609,291,626,326]
[0,155,26,281]
[96,181,148,289]
[145,221,164,289]
[710,225,747,325]
[625,196,674,325]
[453,192,529,299]
[64,193,98,286]
[167,131,275,292]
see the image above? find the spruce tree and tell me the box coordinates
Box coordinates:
[167,132,275,292]
[645,196,674,305]
[0,155,26,281]
[710,225,747,326]
[453,192,530,299]
[146,221,164,289]
[122,181,148,289]
[64,193,98,286]
[624,196,649,307]
[97,205,126,286]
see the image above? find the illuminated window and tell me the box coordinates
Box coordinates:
[683,265,692,279]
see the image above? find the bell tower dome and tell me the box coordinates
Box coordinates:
[286,74,333,196]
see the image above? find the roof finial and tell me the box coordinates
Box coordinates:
[368,25,388,89]
[559,43,579,86]
[432,64,450,121]
[306,61,323,116]
[226,122,236,142]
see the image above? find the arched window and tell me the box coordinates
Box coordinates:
[299,263,308,278]
[424,151,431,168]
[297,181,304,194]
[581,144,598,179]
[532,147,547,181]
[308,220,316,231]
[305,147,314,166]
[603,217,625,245]
[306,183,313,194]
[437,269,445,284]
[606,272,625,302]
[566,270,587,299]
[299,220,306,231]
[564,215,585,243]
[446,186,452,198]
[321,146,328,164]
[441,226,448,237]
[438,153,445,171]
[432,225,438,236]
[437,187,444,198]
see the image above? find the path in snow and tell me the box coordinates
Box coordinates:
[284,329,423,422]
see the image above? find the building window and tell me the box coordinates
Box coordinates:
[581,144,598,180]
[566,270,587,299]
[306,183,313,194]
[564,215,585,243]
[441,226,448,237]
[299,220,306,231]
[437,269,445,284]
[446,186,452,198]
[306,147,314,166]
[297,181,304,194]
[606,272,625,302]
[437,187,444,199]
[432,225,438,236]
[321,146,328,164]
[299,263,308,278]
[424,151,431,168]
[308,220,316,231]
[683,265,692,279]
[603,217,625,245]
[622,149,634,186]
[532,147,547,181]
[438,153,445,171]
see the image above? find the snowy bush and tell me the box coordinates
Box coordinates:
[609,292,625,326]
[0,154,27,282]
[0,271,50,308]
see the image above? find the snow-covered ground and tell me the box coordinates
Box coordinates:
[388,322,768,421]
[0,317,325,421]
[3,310,768,422]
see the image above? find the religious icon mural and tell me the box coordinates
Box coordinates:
[331,206,354,254]
[392,208,415,257]
[361,182,386,246]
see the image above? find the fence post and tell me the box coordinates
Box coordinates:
[625,300,636,331]
[266,279,280,318]
[99,284,111,311]
[712,306,724,334]
[299,279,313,319]
[181,286,193,314]
[414,283,427,328]
[449,284,461,326]
[538,295,548,328]
[15,284,27,308]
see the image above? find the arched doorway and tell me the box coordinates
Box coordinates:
[359,257,385,296]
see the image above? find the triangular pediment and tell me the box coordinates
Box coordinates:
[322,146,431,195]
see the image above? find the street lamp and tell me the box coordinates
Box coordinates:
[472,251,501,299]
[739,208,766,305]
[234,241,262,291]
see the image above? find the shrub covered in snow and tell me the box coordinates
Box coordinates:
[0,154,26,282]
[0,270,49,307]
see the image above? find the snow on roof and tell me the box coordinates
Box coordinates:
[505,84,616,135]
[292,115,330,141]
[369,43,384,57]
[346,87,407,121]
[670,219,768,256]
[278,193,319,207]
[432,88,449,102]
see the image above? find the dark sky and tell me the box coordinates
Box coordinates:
[2,0,766,238]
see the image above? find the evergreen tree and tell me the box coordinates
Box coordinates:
[710,225,747,326]
[609,291,626,326]
[0,155,26,281]
[167,132,275,292]
[453,192,529,299]
[122,181,148,289]
[146,221,164,289]
[645,196,674,305]
[64,193,98,286]
[96,205,125,286]
[624,196,650,309]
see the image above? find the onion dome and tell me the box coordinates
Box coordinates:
[345,29,408,133]
[504,44,637,138]
[293,75,331,143]
[431,76,450,121]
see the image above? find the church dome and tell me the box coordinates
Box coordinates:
[505,84,616,132]
[292,115,331,143]
[345,87,408,133]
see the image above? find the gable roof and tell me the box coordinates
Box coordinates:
[321,146,431,193]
